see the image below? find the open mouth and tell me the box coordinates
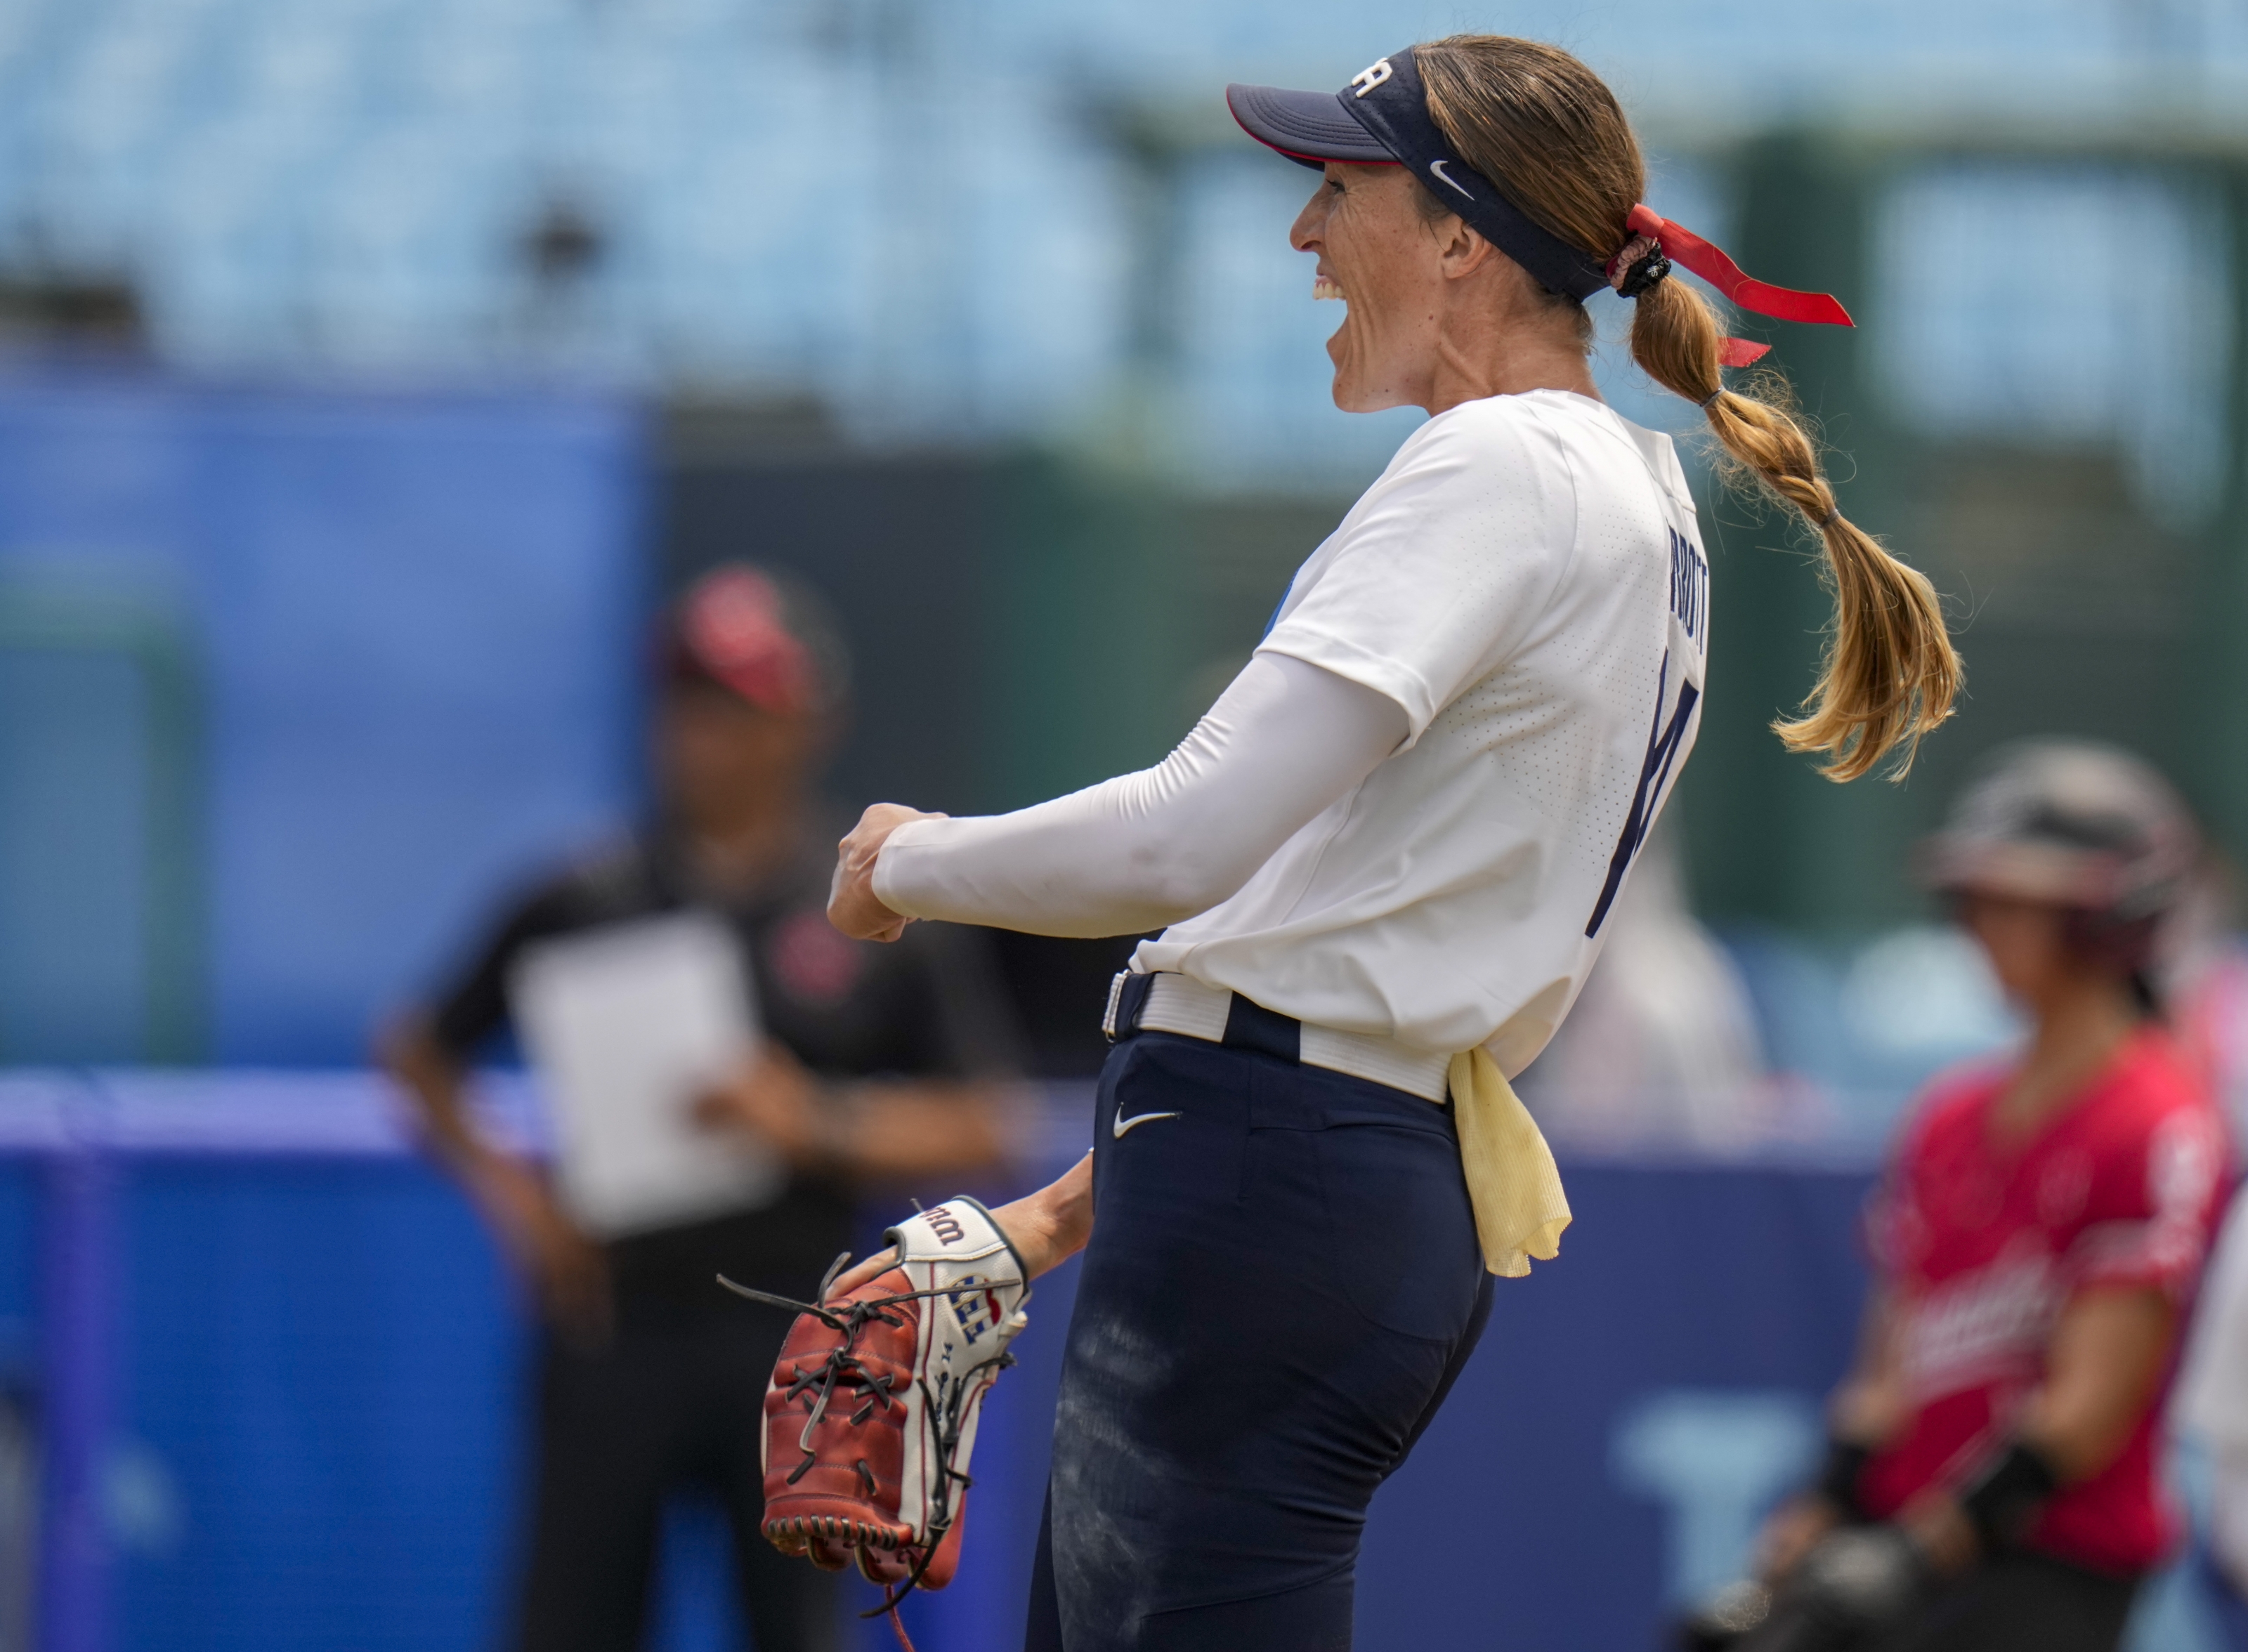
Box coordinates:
[1312,275,1345,301]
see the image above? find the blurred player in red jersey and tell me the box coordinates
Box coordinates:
[1717,742,2232,1652]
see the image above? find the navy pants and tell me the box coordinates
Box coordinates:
[1025,1030,1494,1651]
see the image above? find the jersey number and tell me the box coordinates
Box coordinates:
[1585,654,1699,939]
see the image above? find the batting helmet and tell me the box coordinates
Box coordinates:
[1920,740,2199,974]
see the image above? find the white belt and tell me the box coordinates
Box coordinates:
[1102,971,1452,1105]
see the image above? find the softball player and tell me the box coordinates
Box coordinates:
[826,35,1959,1651]
[1734,742,2229,1652]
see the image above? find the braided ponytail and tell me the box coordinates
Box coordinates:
[1630,278,1960,780]
[1418,34,1961,782]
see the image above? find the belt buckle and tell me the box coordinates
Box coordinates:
[1102,971,1163,1043]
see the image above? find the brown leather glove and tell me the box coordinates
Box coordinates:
[731,1198,1031,1601]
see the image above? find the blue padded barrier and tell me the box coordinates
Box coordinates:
[0,374,646,1066]
[0,1073,2228,1652]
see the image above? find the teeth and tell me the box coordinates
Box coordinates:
[1313,275,1345,301]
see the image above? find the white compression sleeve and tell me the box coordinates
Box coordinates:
[871,653,1407,938]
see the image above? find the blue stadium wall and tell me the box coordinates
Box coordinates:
[0,1087,1886,1652]
[0,368,647,1068]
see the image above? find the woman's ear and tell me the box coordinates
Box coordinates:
[1437,218,1500,281]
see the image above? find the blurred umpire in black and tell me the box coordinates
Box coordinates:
[380,563,1024,1652]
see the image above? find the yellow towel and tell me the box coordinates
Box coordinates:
[1446,1046,1571,1278]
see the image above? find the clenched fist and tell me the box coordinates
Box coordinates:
[828,801,943,941]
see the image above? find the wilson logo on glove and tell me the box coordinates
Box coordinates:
[721,1197,1031,1647]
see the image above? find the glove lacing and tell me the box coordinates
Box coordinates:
[721,1255,1020,1647]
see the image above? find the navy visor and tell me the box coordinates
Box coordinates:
[1224,82,1394,168]
[1226,48,1611,303]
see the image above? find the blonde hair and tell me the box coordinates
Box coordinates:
[1417,35,1959,781]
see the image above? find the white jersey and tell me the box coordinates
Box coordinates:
[1134,388,1706,1070]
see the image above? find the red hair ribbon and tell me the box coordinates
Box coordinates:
[1624,203,1852,369]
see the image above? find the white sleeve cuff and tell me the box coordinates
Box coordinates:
[870,816,953,919]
